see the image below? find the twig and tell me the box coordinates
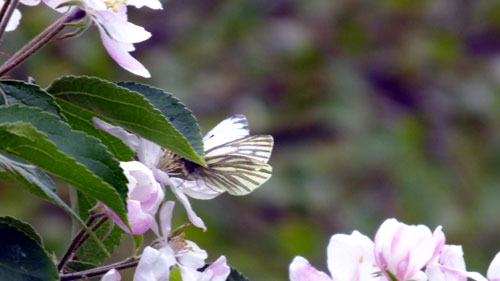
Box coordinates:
[58,213,106,271]
[60,257,141,281]
[0,0,18,41]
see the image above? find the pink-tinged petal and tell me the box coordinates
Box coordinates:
[134,246,174,281]
[374,218,442,281]
[126,0,162,10]
[41,0,69,11]
[426,245,488,281]
[432,226,446,260]
[176,240,208,269]
[101,269,121,281]
[92,117,140,151]
[169,185,207,231]
[289,256,333,281]
[159,201,175,239]
[488,252,500,281]
[19,0,40,5]
[94,10,151,43]
[97,26,151,78]
[121,161,164,213]
[327,231,379,281]
[200,256,231,281]
[107,200,153,235]
[168,177,222,200]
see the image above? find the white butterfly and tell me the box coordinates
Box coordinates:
[162,114,273,196]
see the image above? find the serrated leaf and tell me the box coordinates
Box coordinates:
[66,260,96,272]
[75,222,124,265]
[117,82,204,157]
[0,219,58,281]
[55,98,134,161]
[0,216,43,246]
[46,76,206,166]
[0,105,128,226]
[227,267,250,281]
[0,80,63,119]
[0,152,108,253]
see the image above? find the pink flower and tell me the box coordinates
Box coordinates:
[290,231,380,281]
[104,161,164,234]
[134,201,229,281]
[374,218,445,281]
[43,0,161,77]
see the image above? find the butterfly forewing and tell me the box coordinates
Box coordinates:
[198,155,272,195]
[205,135,273,163]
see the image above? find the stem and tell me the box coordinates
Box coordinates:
[58,213,106,271]
[0,8,85,77]
[0,0,18,41]
[60,257,141,281]
[70,216,108,256]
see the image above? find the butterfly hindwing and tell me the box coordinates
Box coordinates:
[198,155,272,195]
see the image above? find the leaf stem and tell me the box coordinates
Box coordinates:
[0,8,85,77]
[60,256,141,281]
[58,213,106,272]
[0,0,18,41]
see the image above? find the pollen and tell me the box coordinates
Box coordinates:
[102,0,126,12]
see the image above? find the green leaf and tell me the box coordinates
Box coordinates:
[55,98,134,161]
[0,80,63,119]
[227,267,250,281]
[0,216,42,246]
[0,109,128,226]
[117,82,204,157]
[75,222,124,265]
[0,152,110,256]
[46,76,205,166]
[0,219,58,281]
[66,260,96,272]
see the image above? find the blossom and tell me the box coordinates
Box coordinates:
[374,218,445,281]
[289,231,380,281]
[134,201,230,281]
[43,0,161,77]
[101,269,121,281]
[104,161,164,235]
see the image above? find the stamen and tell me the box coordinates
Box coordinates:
[102,0,126,12]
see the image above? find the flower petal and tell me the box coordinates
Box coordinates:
[327,231,379,281]
[169,185,207,231]
[200,256,231,281]
[168,177,223,200]
[97,25,151,78]
[488,252,500,281]
[289,256,333,281]
[134,246,174,281]
[1,1,21,32]
[126,0,162,10]
[92,117,140,151]
[159,201,175,240]
[101,269,121,281]
[94,9,151,43]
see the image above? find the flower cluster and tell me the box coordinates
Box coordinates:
[102,201,230,281]
[289,218,500,281]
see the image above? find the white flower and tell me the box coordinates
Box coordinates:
[290,231,381,281]
[1,0,40,32]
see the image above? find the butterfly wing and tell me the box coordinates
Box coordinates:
[196,155,272,195]
[205,135,274,163]
[203,114,250,151]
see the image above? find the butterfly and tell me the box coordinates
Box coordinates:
[161,114,273,196]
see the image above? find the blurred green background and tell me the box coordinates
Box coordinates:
[4,0,500,280]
